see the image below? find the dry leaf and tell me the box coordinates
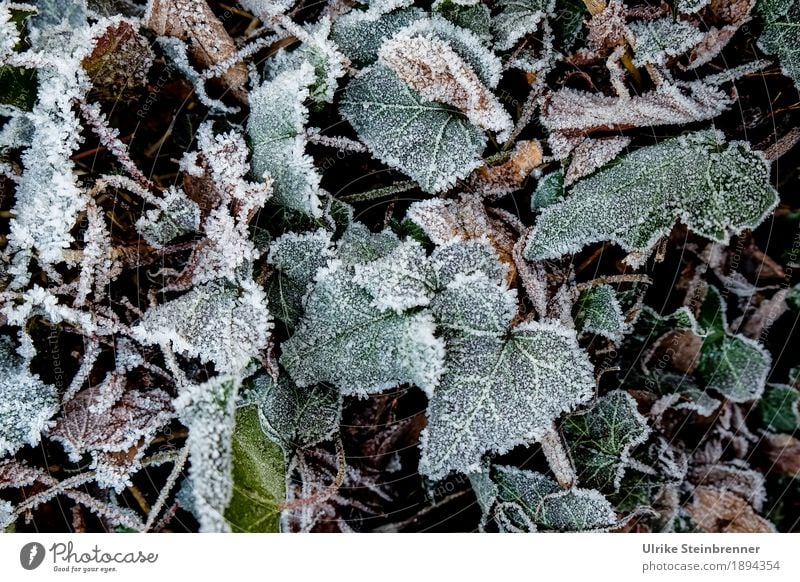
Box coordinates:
[762,433,800,478]
[470,140,543,197]
[564,136,631,186]
[687,486,775,532]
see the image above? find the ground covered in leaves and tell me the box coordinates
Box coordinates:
[1,0,800,533]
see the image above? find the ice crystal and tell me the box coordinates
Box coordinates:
[492,466,618,531]
[492,0,554,51]
[340,63,486,193]
[573,284,626,342]
[249,63,324,217]
[629,18,704,67]
[563,390,650,492]
[0,337,58,456]
[420,319,594,479]
[524,131,779,266]
[132,280,271,374]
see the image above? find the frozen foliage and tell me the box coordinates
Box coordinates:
[492,0,553,51]
[224,405,285,532]
[757,0,800,91]
[280,255,445,397]
[268,229,334,288]
[677,0,710,12]
[757,384,800,433]
[696,286,771,402]
[249,63,324,217]
[420,319,595,479]
[379,34,512,139]
[175,376,238,532]
[331,5,425,66]
[252,374,341,450]
[564,136,630,186]
[531,170,564,212]
[574,284,626,342]
[135,186,201,248]
[524,131,779,266]
[433,0,491,40]
[132,280,271,374]
[431,273,518,335]
[340,63,486,192]
[492,466,617,531]
[429,238,508,286]
[563,390,650,492]
[0,337,58,456]
[629,18,704,67]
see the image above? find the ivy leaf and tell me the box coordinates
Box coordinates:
[573,284,626,342]
[340,63,486,193]
[224,405,286,533]
[758,1,800,91]
[331,5,425,67]
[248,63,324,217]
[431,272,518,335]
[629,18,704,67]
[524,130,779,267]
[562,390,650,492]
[492,466,618,531]
[552,0,586,52]
[0,337,58,456]
[420,320,594,479]
[250,373,341,450]
[492,0,553,51]
[132,280,271,374]
[280,242,444,397]
[757,384,800,433]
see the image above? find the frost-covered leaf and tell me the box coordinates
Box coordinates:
[433,0,491,40]
[562,390,650,492]
[524,131,779,266]
[492,466,617,531]
[430,237,508,286]
[552,0,586,51]
[757,1,800,91]
[420,320,594,479]
[629,18,704,67]
[175,376,238,533]
[280,253,444,397]
[531,170,564,212]
[224,405,286,532]
[574,284,626,342]
[431,273,518,335]
[696,286,771,403]
[677,0,710,13]
[340,63,486,193]
[336,221,401,265]
[0,337,58,456]
[331,5,425,67]
[135,186,200,248]
[132,280,271,374]
[687,486,775,532]
[564,136,630,187]
[492,0,553,51]
[250,373,341,450]
[757,384,800,433]
[248,63,324,217]
[379,33,512,138]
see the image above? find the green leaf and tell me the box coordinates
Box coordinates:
[524,131,779,266]
[757,384,800,433]
[628,18,704,67]
[340,63,486,193]
[248,63,324,217]
[433,0,491,40]
[552,0,586,52]
[251,373,341,450]
[331,6,425,67]
[574,284,626,342]
[420,320,594,479]
[531,169,565,212]
[0,66,37,111]
[563,390,650,492]
[492,466,617,531]
[492,0,553,51]
[225,405,286,533]
[758,1,800,91]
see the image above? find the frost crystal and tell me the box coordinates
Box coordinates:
[492,466,618,531]
[0,337,58,456]
[629,18,704,67]
[563,390,650,492]
[524,131,779,266]
[175,376,238,533]
[132,280,271,374]
[420,320,594,479]
[492,0,553,51]
[574,284,626,342]
[248,63,324,217]
[380,34,511,139]
[340,63,486,193]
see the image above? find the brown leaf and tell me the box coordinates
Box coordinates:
[687,486,775,532]
[762,433,800,478]
[83,21,154,100]
[0,459,50,490]
[470,140,543,197]
[145,0,248,101]
[564,136,630,186]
